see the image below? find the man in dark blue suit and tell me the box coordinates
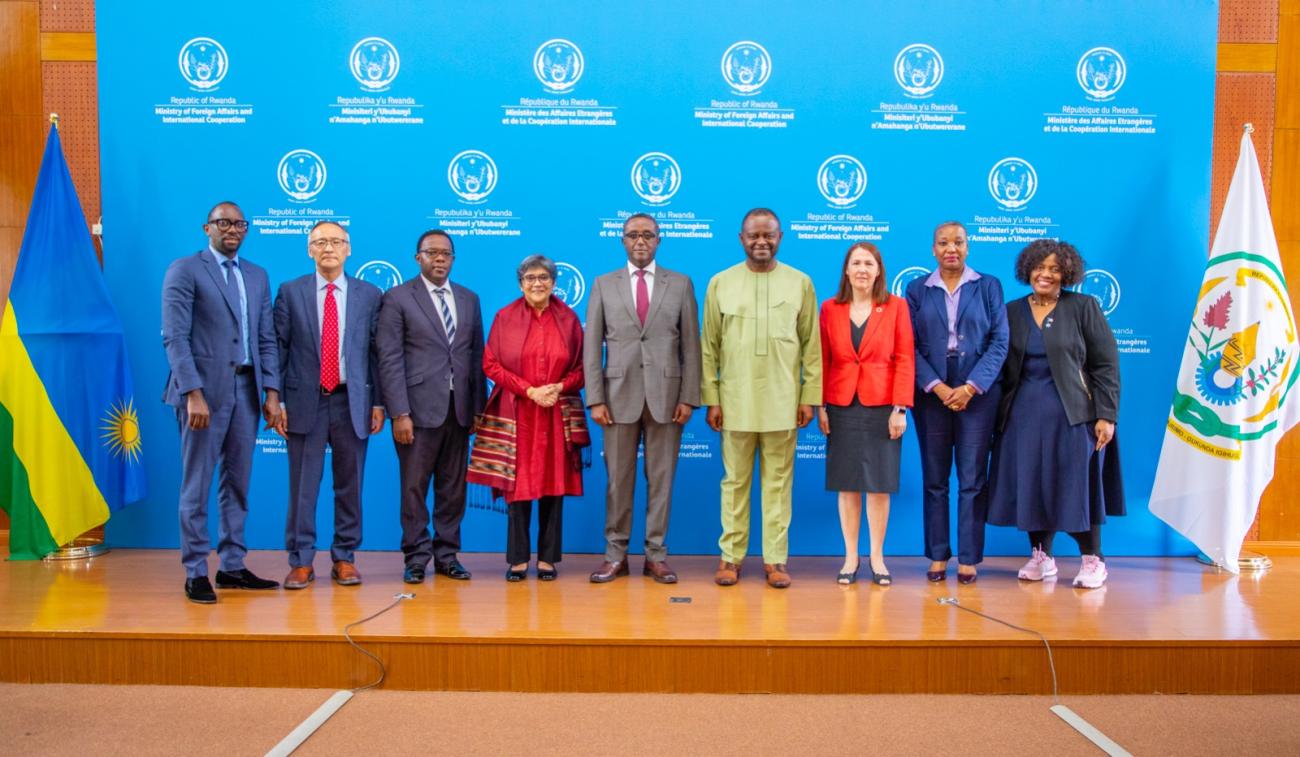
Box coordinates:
[376,229,485,583]
[272,221,384,589]
[162,201,282,604]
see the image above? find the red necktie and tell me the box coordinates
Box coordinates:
[321,283,340,391]
[635,269,649,326]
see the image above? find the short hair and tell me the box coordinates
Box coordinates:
[415,229,455,255]
[932,220,967,242]
[308,220,348,237]
[741,207,781,230]
[206,200,241,220]
[834,242,889,306]
[1014,238,1085,287]
[622,213,659,234]
[516,254,557,283]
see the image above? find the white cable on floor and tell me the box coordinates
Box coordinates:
[264,592,414,756]
[937,596,1132,757]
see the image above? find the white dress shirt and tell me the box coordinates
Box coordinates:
[628,259,656,302]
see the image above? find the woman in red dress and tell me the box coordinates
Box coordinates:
[470,255,586,581]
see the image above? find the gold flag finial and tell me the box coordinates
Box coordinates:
[1244,123,1254,134]
[49,113,60,128]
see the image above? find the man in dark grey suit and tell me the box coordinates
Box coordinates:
[585,213,701,584]
[376,229,486,584]
[162,201,282,604]
[272,221,384,590]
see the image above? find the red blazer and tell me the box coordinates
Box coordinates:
[819,295,915,408]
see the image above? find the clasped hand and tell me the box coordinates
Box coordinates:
[526,383,562,407]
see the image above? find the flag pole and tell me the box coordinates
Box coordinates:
[38,111,113,563]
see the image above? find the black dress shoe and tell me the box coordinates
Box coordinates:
[185,576,217,604]
[505,566,528,582]
[215,568,280,590]
[435,559,472,580]
[403,565,426,584]
[537,565,558,581]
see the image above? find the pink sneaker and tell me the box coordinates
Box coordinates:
[1017,547,1058,581]
[1072,555,1108,589]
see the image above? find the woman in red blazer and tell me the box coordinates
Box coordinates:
[818,242,915,586]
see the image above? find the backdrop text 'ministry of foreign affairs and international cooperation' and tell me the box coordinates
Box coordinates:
[96,1,1218,557]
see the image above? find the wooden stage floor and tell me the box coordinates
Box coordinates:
[2,550,1298,694]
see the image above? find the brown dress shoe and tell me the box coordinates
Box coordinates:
[764,563,792,589]
[714,560,741,586]
[643,560,678,584]
[589,559,630,583]
[284,566,315,590]
[331,561,362,586]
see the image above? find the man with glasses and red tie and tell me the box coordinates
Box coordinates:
[162,201,282,604]
[376,229,486,584]
[583,213,701,584]
[271,221,385,590]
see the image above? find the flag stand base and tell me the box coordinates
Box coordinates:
[43,536,110,561]
[1195,550,1272,572]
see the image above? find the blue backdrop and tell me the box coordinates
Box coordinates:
[97,1,1218,558]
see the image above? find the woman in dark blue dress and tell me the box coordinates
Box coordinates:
[988,239,1123,589]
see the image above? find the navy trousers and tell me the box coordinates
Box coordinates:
[177,371,258,579]
[912,355,1000,565]
[285,385,368,568]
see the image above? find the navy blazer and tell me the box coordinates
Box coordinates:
[161,250,279,409]
[375,277,486,428]
[273,273,383,439]
[905,271,1008,393]
[997,291,1121,430]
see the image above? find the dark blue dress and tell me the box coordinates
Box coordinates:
[988,301,1111,533]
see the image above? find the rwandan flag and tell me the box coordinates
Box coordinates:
[0,125,146,559]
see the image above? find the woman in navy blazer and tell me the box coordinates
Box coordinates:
[905,221,1008,585]
[818,242,915,585]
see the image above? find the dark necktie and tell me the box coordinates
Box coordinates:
[222,259,245,362]
[321,283,340,391]
[635,269,649,326]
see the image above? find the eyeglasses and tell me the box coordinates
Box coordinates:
[522,274,553,285]
[623,231,658,242]
[208,218,249,231]
[309,237,350,250]
[418,249,454,260]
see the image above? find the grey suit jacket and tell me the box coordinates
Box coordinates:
[161,250,279,409]
[584,264,702,424]
[375,277,486,428]
[273,273,383,439]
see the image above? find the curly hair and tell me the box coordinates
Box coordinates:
[1014,239,1085,288]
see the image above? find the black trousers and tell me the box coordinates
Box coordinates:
[1029,525,1103,560]
[396,401,469,569]
[507,496,563,565]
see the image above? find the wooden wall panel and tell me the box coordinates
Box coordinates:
[1221,0,1281,42]
[1259,1,1300,541]
[42,60,98,232]
[1211,73,1275,231]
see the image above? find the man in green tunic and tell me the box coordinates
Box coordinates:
[702,208,821,588]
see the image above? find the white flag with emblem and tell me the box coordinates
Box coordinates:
[1149,127,1299,572]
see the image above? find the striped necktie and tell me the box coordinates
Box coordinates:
[435,287,456,342]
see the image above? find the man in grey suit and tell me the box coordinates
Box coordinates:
[376,229,486,584]
[585,213,701,584]
[272,221,385,590]
[162,201,282,604]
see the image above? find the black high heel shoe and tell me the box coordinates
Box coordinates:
[836,562,860,585]
[869,567,892,586]
[505,565,528,582]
